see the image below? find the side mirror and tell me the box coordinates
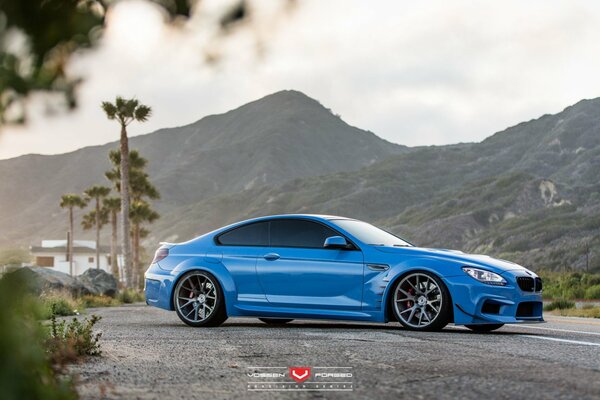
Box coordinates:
[324,236,349,249]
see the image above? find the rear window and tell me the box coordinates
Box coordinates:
[270,219,337,248]
[217,222,269,246]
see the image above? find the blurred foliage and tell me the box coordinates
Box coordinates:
[584,284,600,300]
[40,291,80,319]
[0,0,250,125]
[543,299,575,311]
[117,288,144,304]
[78,293,120,307]
[0,246,31,265]
[551,306,600,318]
[0,273,78,399]
[540,271,600,300]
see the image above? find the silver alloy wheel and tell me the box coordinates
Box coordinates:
[393,272,442,328]
[175,272,218,323]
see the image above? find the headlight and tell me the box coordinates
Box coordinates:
[462,267,507,286]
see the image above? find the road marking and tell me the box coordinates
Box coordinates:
[514,325,600,337]
[523,335,600,347]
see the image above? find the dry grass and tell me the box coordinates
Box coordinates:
[549,306,600,318]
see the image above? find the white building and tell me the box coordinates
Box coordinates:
[30,240,122,276]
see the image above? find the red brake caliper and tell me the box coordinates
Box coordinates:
[406,287,414,309]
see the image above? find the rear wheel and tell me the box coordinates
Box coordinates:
[173,271,227,327]
[392,271,451,331]
[259,318,294,325]
[465,324,504,332]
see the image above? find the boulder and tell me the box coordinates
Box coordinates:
[77,269,118,297]
[9,266,91,296]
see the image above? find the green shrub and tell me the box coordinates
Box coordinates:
[42,297,79,319]
[78,294,119,308]
[39,292,79,320]
[117,288,145,304]
[584,285,600,300]
[45,312,102,366]
[538,272,600,300]
[544,299,576,311]
[0,273,77,399]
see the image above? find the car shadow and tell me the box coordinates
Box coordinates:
[162,319,525,335]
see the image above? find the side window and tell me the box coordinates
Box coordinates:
[270,220,338,248]
[217,222,268,246]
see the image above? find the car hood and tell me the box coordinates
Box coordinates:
[374,246,529,274]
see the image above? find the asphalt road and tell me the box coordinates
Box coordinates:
[71,304,600,399]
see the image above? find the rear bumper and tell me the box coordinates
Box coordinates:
[145,263,176,311]
[443,273,544,325]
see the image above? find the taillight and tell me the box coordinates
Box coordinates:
[152,248,169,264]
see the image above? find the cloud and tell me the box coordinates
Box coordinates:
[2,0,600,159]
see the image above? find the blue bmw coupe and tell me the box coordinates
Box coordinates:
[145,214,543,332]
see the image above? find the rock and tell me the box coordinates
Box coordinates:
[77,269,118,297]
[9,266,90,296]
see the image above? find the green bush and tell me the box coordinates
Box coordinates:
[584,285,600,300]
[78,294,119,308]
[544,299,576,311]
[117,288,145,304]
[0,273,77,399]
[45,312,102,366]
[40,293,79,320]
[538,272,600,300]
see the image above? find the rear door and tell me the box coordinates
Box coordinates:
[216,221,269,305]
[256,219,364,310]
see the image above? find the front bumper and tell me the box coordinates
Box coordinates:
[443,270,544,325]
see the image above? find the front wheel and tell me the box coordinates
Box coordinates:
[465,324,504,332]
[173,270,227,327]
[391,271,452,331]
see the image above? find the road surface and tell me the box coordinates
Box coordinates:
[71,304,600,399]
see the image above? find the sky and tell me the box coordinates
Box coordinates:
[2,0,600,159]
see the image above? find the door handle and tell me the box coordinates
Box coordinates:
[263,253,280,261]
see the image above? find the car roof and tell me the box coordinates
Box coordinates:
[235,214,352,225]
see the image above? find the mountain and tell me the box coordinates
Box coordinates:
[1,92,600,271]
[0,90,403,245]
[148,98,600,271]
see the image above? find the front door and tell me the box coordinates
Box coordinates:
[256,219,364,310]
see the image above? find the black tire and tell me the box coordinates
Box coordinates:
[259,318,294,325]
[173,270,227,327]
[465,324,504,332]
[391,271,452,331]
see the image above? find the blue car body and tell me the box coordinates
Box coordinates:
[145,214,543,326]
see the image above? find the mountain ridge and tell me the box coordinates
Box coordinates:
[1,91,599,271]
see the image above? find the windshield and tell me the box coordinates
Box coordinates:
[332,219,412,247]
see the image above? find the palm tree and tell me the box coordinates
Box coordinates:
[59,194,88,276]
[130,200,159,288]
[103,197,121,278]
[105,150,160,201]
[83,185,111,269]
[106,149,160,286]
[101,97,152,287]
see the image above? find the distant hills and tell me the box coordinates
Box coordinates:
[1,90,599,271]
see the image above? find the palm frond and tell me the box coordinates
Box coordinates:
[134,104,152,122]
[101,101,117,119]
[84,185,111,199]
[103,196,121,211]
